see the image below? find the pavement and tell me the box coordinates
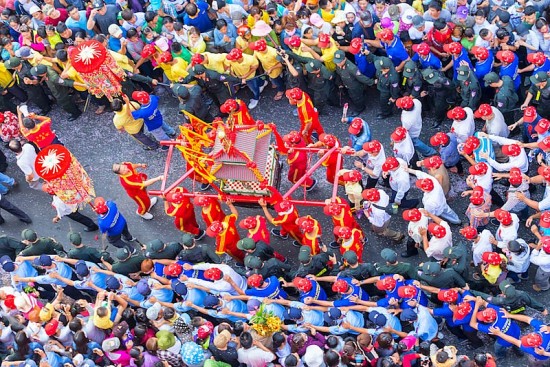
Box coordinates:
[0,84,547,366]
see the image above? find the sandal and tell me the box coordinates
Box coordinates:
[95,105,106,115]
[274,91,284,101]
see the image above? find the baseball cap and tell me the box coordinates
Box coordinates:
[15,46,32,58]
[298,246,312,263]
[535,118,550,134]
[333,50,346,63]
[0,255,15,272]
[483,72,500,84]
[22,228,37,241]
[305,60,322,72]
[343,250,358,265]
[33,254,52,267]
[204,295,220,308]
[412,15,425,28]
[360,11,373,26]
[456,65,470,81]
[538,136,550,151]
[381,248,397,263]
[237,238,256,250]
[368,310,387,327]
[106,276,120,290]
[108,24,122,38]
[422,262,441,276]
[422,68,439,84]
[244,255,262,269]
[92,0,105,9]
[171,280,188,296]
[323,307,342,325]
[137,279,151,296]
[531,71,548,84]
[402,60,417,77]
[74,260,89,277]
[68,232,82,245]
[147,239,165,253]
[400,308,417,321]
[115,247,131,260]
[284,307,303,320]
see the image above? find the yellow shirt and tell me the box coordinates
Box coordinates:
[113,101,143,135]
[170,57,190,81]
[321,8,335,22]
[254,46,282,78]
[62,64,86,92]
[320,38,338,71]
[190,39,206,53]
[93,306,113,330]
[225,53,259,80]
[204,52,227,74]
[0,63,13,88]
[247,11,270,28]
[293,46,314,60]
[236,36,253,55]
[109,51,133,72]
[47,34,63,49]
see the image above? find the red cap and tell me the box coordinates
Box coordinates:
[363,140,382,153]
[477,307,497,323]
[165,190,185,205]
[349,37,362,54]
[376,28,394,42]
[286,87,303,101]
[283,131,302,145]
[422,155,443,169]
[415,178,434,192]
[471,46,489,61]
[362,188,380,202]
[521,333,543,348]
[132,91,150,105]
[220,99,238,114]
[318,33,331,47]
[293,277,312,292]
[541,211,550,229]
[482,252,502,265]
[323,202,342,216]
[402,208,421,222]
[509,167,523,186]
[141,44,155,58]
[247,274,263,288]
[93,197,108,214]
[474,104,493,118]
[539,166,550,180]
[191,53,204,65]
[296,216,315,233]
[204,267,223,280]
[382,157,399,172]
[453,302,473,320]
[158,51,172,63]
[45,319,59,336]
[538,136,550,151]
[494,208,512,226]
[541,237,550,253]
[333,226,352,239]
[237,25,250,36]
[523,106,538,123]
[376,276,397,291]
[274,200,293,213]
[469,186,485,205]
[206,221,224,237]
[348,118,363,135]
[527,52,546,66]
[193,195,210,206]
[342,170,362,182]
[535,118,550,134]
[197,321,214,339]
[332,279,349,293]
[502,144,521,157]
[239,216,257,230]
[284,35,301,48]
[460,226,478,240]
[391,127,408,142]
[469,162,488,175]
[430,132,449,147]
[412,42,430,56]
[462,136,480,155]
[320,133,337,147]
[249,39,267,52]
[428,222,446,238]
[447,106,466,120]
[443,41,462,55]
[396,96,414,109]
[438,289,459,303]
[4,294,15,309]
[164,263,183,277]
[397,285,417,298]
[496,50,515,63]
[226,48,243,61]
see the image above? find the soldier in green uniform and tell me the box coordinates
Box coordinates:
[244,255,292,280]
[180,64,240,109]
[375,248,417,280]
[302,59,335,115]
[421,68,456,127]
[144,239,183,260]
[471,279,548,315]
[365,51,400,119]
[338,250,382,296]
[483,72,519,126]
[457,64,481,110]
[110,247,145,278]
[177,233,221,264]
[523,71,550,119]
[66,232,105,264]
[293,246,333,278]
[30,65,84,121]
[402,60,425,99]
[236,238,278,262]
[441,244,469,280]
[19,229,65,256]
[333,50,374,117]
[0,235,25,260]
[417,262,466,290]
[171,83,214,123]
[4,57,51,115]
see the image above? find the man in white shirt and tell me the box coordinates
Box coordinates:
[362,188,404,242]
[382,157,419,209]
[491,209,519,249]
[474,104,509,138]
[448,106,475,144]
[402,208,429,258]
[8,140,41,190]
[237,331,276,367]
[354,140,386,188]
[419,211,452,261]
[460,226,494,266]
[409,16,434,41]
[184,263,246,295]
[531,237,550,291]
[390,127,416,165]
[397,96,437,157]
[478,133,529,173]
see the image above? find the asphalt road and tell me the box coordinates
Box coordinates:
[0,83,547,366]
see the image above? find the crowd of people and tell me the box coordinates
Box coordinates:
[4,0,550,365]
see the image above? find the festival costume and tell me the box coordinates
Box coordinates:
[216,214,245,263]
[300,215,321,255]
[166,187,200,235]
[200,198,225,228]
[118,162,151,215]
[229,100,255,125]
[297,93,324,144]
[287,138,314,187]
[272,207,302,242]
[340,228,364,260]
[329,197,362,239]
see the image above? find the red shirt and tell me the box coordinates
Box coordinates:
[247,216,270,244]
[23,120,56,149]
[45,8,68,26]
[118,163,146,195]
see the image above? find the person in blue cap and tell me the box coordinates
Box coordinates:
[46,257,107,298]
[304,306,365,335]
[121,277,174,308]
[155,280,207,314]
[390,306,438,342]
[88,271,145,303]
[338,308,401,339]
[0,254,38,293]
[184,294,248,323]
[264,298,324,332]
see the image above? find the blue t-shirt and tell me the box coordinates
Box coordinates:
[333,277,369,307]
[131,95,163,130]
[246,276,288,299]
[354,52,376,79]
[499,56,520,91]
[535,59,550,74]
[344,117,371,151]
[12,260,38,291]
[476,304,520,347]
[299,280,327,303]
[474,53,495,87]
[98,201,127,236]
[376,275,404,307]
[452,49,473,81]
[400,279,428,309]
[413,53,442,70]
[383,38,409,67]
[183,1,213,33]
[520,319,550,360]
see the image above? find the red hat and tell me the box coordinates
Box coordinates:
[226,48,243,61]
[333,226,352,239]
[285,87,303,101]
[141,44,155,58]
[284,35,301,48]
[477,307,497,323]
[348,118,363,135]
[396,96,414,109]
[527,52,546,66]
[45,319,59,336]
[415,178,434,192]
[158,51,172,63]
[320,133,337,147]
[391,127,408,142]
[323,202,342,216]
[509,167,523,186]
[462,136,480,155]
[206,221,224,237]
[247,274,263,288]
[274,200,293,213]
[239,216,258,230]
[382,157,399,172]
[293,277,313,292]
[376,276,397,291]
[460,226,478,240]
[296,216,315,233]
[474,104,493,118]
[376,28,394,42]
[4,294,15,309]
[538,136,550,151]
[349,37,362,54]
[193,195,210,206]
[423,156,443,169]
[283,131,302,145]
[447,106,466,121]
[535,118,550,134]
[443,41,462,55]
[132,91,150,105]
[541,237,550,253]
[362,188,380,202]
[521,333,543,348]
[249,39,267,52]
[428,222,447,238]
[318,33,331,47]
[482,252,502,265]
[430,132,449,147]
[197,321,214,339]
[540,166,550,181]
[237,25,250,36]
[191,53,205,65]
[402,208,421,222]
[363,140,382,153]
[523,106,538,123]
[453,302,473,320]
[541,211,550,229]
[204,267,223,280]
[332,279,349,293]
[93,197,108,214]
[469,162,488,175]
[412,42,430,56]
[342,170,362,182]
[165,190,185,204]
[0,113,5,124]
[438,289,459,303]
[496,50,515,63]
[164,263,183,277]
[220,99,238,114]
[494,209,512,226]
[502,144,521,157]
[471,46,489,61]
[397,285,417,298]
[469,186,485,205]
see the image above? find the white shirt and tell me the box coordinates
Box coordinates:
[495,213,519,249]
[187,263,247,295]
[485,108,509,138]
[393,134,415,164]
[416,171,448,216]
[408,214,429,244]
[470,166,494,193]
[16,143,39,182]
[505,239,531,273]
[472,230,494,266]
[364,150,386,179]
[408,21,433,41]
[389,159,411,204]
[451,107,475,144]
[52,195,78,218]
[425,220,452,260]
[122,12,146,30]
[365,189,390,227]
[237,346,275,367]
[530,249,550,272]
[473,21,497,35]
[401,99,423,138]
[485,135,529,173]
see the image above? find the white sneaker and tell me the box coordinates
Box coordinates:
[138,211,153,220]
[259,80,268,94]
[248,99,259,109]
[149,196,158,210]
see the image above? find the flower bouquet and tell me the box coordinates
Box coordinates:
[250,304,282,336]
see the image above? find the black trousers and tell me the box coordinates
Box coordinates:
[0,196,31,224]
[107,223,137,252]
[24,85,50,111]
[67,210,98,230]
[7,84,27,103]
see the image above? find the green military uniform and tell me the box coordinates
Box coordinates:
[172,83,214,122]
[177,233,221,263]
[457,64,481,110]
[4,57,50,113]
[276,52,306,90]
[145,239,183,260]
[333,50,373,116]
[245,255,292,280]
[67,232,103,263]
[366,54,400,118]
[0,235,25,259]
[422,68,456,126]
[20,229,64,256]
[111,247,145,276]
[442,243,468,280]
[528,71,550,118]
[484,73,518,125]
[417,262,466,288]
[375,248,417,280]
[402,60,424,99]
[473,279,547,313]
[30,65,81,119]
[338,251,382,296]
[237,238,275,262]
[181,65,239,108]
[293,246,332,278]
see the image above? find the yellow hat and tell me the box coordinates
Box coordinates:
[39,303,54,322]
